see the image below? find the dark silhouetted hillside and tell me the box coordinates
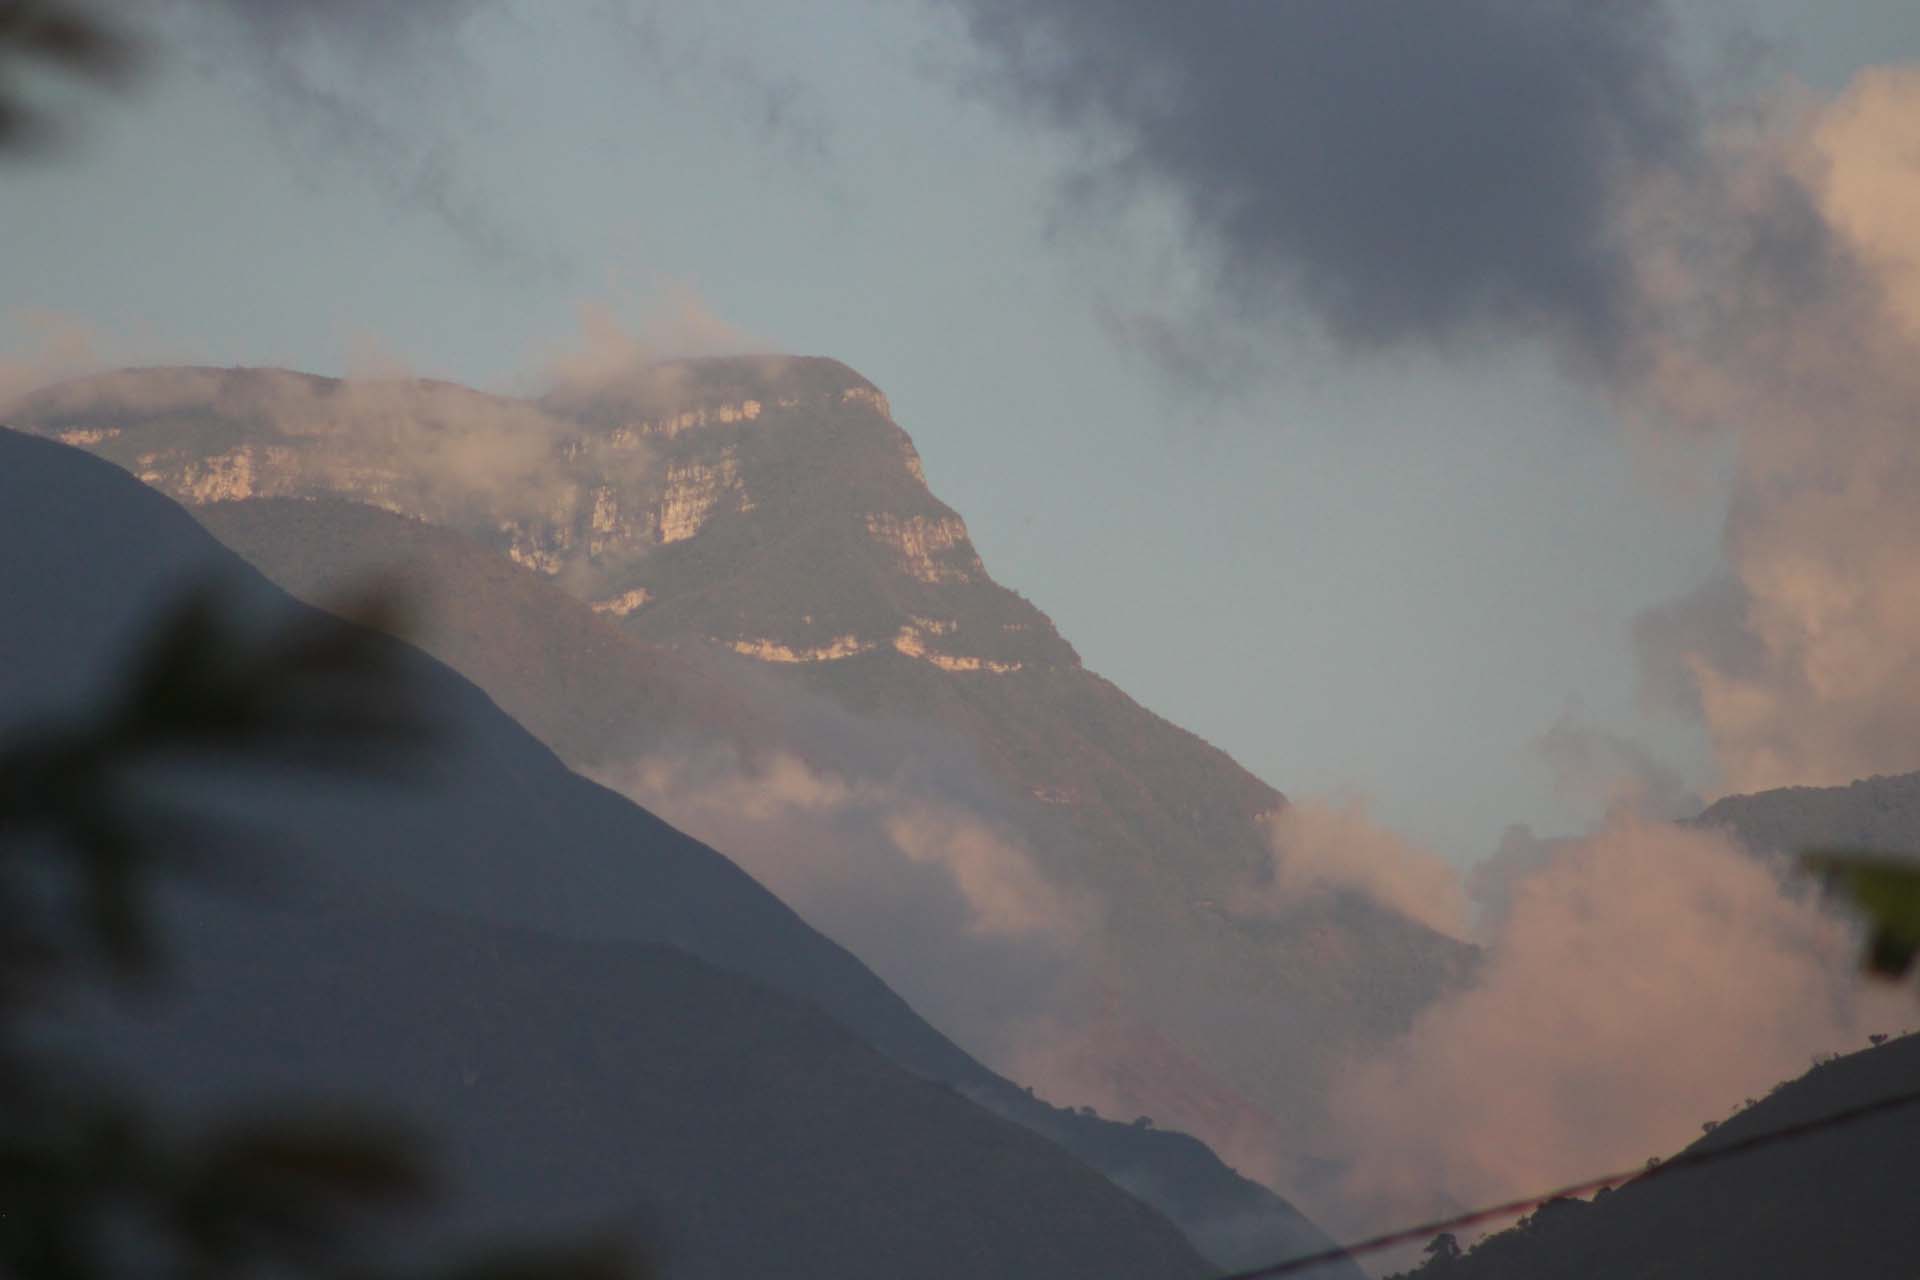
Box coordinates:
[1404,1033,1920,1279]
[1698,770,1920,861]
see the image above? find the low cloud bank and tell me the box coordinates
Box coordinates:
[1286,809,1908,1242]
[1238,799,1471,940]
[1209,783,1899,1240]
[649,747,1905,1248]
[0,312,107,409]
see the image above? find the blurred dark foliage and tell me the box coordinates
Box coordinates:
[1802,850,1920,985]
[0,0,140,152]
[0,584,431,998]
[1416,1232,1460,1271]
[0,583,646,1279]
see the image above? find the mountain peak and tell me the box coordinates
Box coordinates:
[8,362,1076,678]
[541,353,893,434]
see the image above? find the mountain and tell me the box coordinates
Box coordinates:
[12,362,1476,1172]
[1393,1030,1920,1279]
[0,426,1358,1276]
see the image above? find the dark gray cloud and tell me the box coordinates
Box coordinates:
[943,0,1702,361]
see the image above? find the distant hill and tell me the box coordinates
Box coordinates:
[0,426,1358,1277]
[1394,1031,1920,1279]
[1697,770,1920,861]
[13,362,1476,1172]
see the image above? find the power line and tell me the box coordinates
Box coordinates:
[1217,1079,1920,1279]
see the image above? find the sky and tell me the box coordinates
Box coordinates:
[5,1,1920,863]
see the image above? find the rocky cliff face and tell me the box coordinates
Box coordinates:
[18,360,1073,681]
[12,359,1474,1187]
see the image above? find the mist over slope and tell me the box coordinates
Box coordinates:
[0,425,1356,1276]
[14,358,1475,1175]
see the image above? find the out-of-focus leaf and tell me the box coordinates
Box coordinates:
[172,1109,434,1268]
[0,0,136,76]
[1802,850,1920,980]
[114,583,437,773]
[0,580,438,996]
[0,0,142,153]
[0,580,646,1278]
[194,1111,434,1205]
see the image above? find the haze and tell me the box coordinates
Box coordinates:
[6,4,1920,1277]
